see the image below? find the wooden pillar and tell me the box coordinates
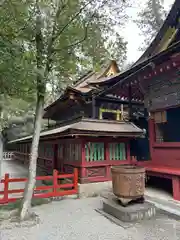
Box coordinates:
[148,118,155,161]
[126,142,131,163]
[105,141,110,180]
[80,139,86,183]
[53,144,58,171]
[128,83,132,120]
[61,142,65,172]
[92,95,96,119]
[172,176,180,201]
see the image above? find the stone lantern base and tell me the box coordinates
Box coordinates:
[101,195,156,223]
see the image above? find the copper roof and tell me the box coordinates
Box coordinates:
[9,118,143,143]
[87,72,121,85]
[71,60,120,93]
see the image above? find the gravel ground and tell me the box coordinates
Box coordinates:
[0,197,180,240]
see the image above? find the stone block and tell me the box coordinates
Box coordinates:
[103,197,156,222]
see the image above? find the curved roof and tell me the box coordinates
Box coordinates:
[88,1,180,90]
[8,118,143,143]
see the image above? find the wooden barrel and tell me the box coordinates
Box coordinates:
[111,165,145,203]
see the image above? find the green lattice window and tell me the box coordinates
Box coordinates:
[85,142,104,162]
[109,143,126,160]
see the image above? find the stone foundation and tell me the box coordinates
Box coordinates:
[102,196,156,222]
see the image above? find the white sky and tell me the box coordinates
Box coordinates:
[124,0,175,62]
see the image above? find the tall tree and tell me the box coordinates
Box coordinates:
[0,0,129,220]
[0,0,130,220]
[135,0,167,50]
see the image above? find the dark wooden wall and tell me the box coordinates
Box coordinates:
[144,69,180,111]
[47,96,144,124]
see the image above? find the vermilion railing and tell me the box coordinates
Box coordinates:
[0,168,78,204]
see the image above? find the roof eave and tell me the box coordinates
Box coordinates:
[98,40,180,97]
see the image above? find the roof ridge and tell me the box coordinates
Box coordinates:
[81,118,130,124]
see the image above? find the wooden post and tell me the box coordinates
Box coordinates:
[4,173,9,203]
[121,104,124,120]
[105,141,110,180]
[80,139,86,183]
[53,144,58,171]
[74,168,78,191]
[148,118,155,161]
[53,170,58,195]
[128,83,132,120]
[172,177,180,201]
[92,95,96,119]
[126,142,131,163]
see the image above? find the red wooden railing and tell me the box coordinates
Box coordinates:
[0,168,78,204]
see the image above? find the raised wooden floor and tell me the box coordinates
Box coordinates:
[135,161,180,201]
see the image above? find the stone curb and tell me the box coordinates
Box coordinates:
[146,198,180,220]
[101,191,180,220]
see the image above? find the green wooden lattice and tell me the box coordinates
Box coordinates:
[85,142,104,162]
[109,143,126,160]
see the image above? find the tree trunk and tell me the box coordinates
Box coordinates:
[0,132,3,179]
[19,95,44,221]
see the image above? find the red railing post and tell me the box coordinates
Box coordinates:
[4,173,9,203]
[53,169,58,195]
[74,168,78,192]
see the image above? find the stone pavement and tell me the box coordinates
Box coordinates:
[0,197,180,240]
[1,160,28,178]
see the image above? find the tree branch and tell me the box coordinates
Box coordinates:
[53,22,89,53]
[47,1,67,52]
[45,1,68,74]
[52,11,97,53]
[53,0,94,41]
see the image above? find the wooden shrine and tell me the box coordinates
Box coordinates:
[9,118,143,183]
[9,60,144,184]
[8,1,180,200]
[96,0,180,200]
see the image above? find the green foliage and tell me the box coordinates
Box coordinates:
[0,95,35,131]
[44,0,129,94]
[0,1,36,132]
[0,0,130,137]
[0,0,129,96]
[135,0,167,51]
[5,110,56,141]
[0,0,36,98]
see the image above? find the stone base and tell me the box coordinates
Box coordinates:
[96,208,134,229]
[103,196,156,222]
